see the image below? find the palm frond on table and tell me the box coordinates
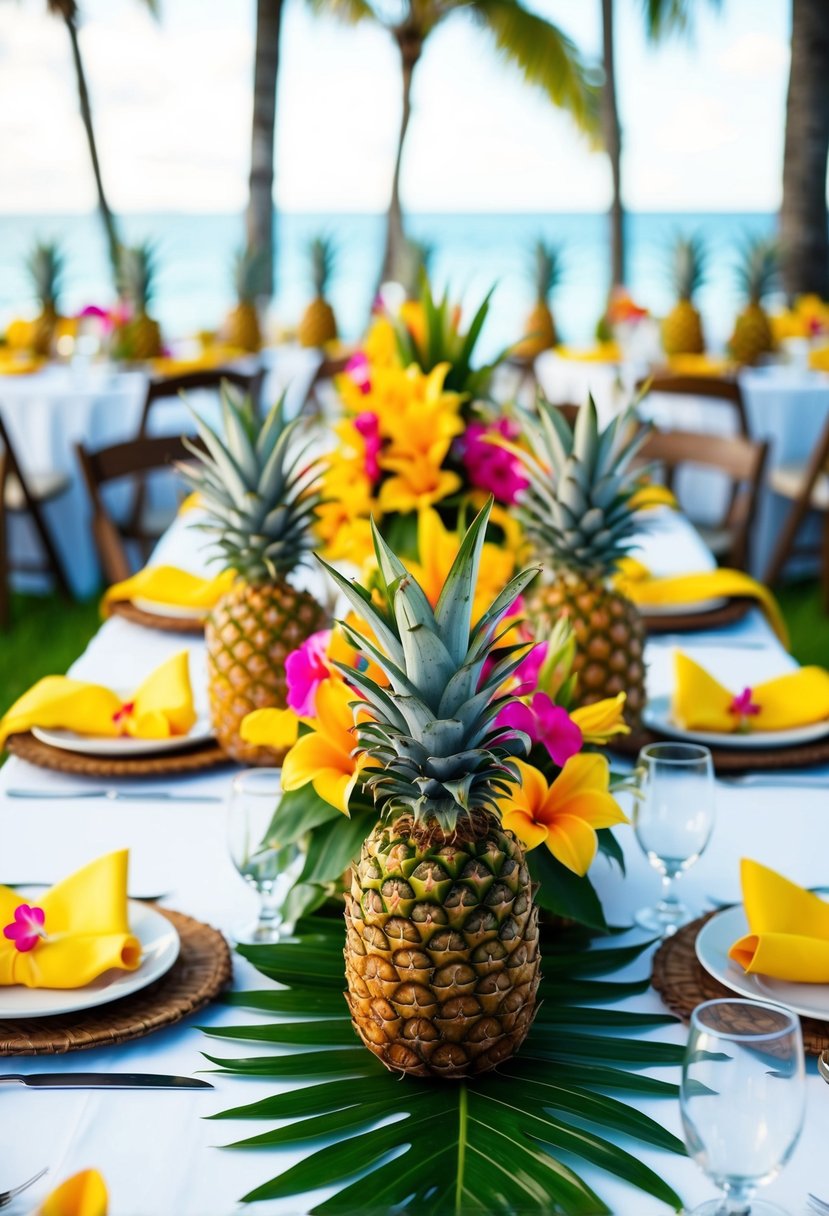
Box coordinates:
[202,917,686,1214]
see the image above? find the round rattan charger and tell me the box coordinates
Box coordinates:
[7,732,232,778]
[641,597,752,634]
[0,908,232,1055]
[612,728,829,774]
[108,600,207,636]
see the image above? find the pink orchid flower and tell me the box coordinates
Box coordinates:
[460,418,529,505]
[497,693,583,767]
[729,687,761,729]
[3,904,46,952]
[286,630,333,717]
[345,352,371,395]
[353,411,382,482]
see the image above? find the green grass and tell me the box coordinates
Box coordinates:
[0,582,826,723]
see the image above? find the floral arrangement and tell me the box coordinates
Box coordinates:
[771,293,829,341]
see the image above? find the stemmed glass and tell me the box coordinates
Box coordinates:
[226,768,301,944]
[681,998,805,1215]
[633,742,715,936]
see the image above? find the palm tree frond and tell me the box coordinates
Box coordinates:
[642,0,722,42]
[466,0,601,141]
[305,0,380,25]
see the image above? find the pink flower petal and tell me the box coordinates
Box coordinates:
[286,631,332,716]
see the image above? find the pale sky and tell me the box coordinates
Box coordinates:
[0,0,792,214]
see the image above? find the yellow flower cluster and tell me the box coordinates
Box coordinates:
[771,294,829,341]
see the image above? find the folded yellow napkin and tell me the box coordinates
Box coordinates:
[809,345,829,373]
[615,558,789,647]
[150,345,247,377]
[101,565,234,614]
[0,353,43,376]
[664,353,736,376]
[0,651,196,746]
[672,651,829,733]
[39,1170,108,1216]
[729,859,829,983]
[0,852,139,989]
[554,342,621,363]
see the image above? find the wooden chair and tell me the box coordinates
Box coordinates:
[76,434,204,585]
[639,427,769,571]
[138,366,264,437]
[764,413,829,608]
[637,373,750,438]
[0,414,71,627]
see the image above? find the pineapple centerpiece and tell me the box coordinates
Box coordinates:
[182,390,329,763]
[514,240,562,358]
[297,236,338,348]
[662,235,706,357]
[320,502,543,1078]
[115,243,163,360]
[224,246,266,353]
[728,237,778,365]
[509,397,648,727]
[27,241,64,357]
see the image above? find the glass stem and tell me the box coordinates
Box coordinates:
[720,1183,753,1215]
[257,883,281,932]
[659,871,679,909]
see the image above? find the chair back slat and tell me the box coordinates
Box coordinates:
[139,367,264,436]
[638,373,750,437]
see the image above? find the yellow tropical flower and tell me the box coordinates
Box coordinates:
[377,456,462,514]
[498,756,628,876]
[570,693,630,743]
[241,705,301,750]
[628,483,678,512]
[363,316,398,367]
[282,679,368,814]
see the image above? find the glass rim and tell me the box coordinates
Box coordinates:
[231,766,283,794]
[690,997,801,1043]
[638,742,713,766]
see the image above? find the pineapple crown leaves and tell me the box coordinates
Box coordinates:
[735,235,779,305]
[316,500,541,828]
[117,242,156,312]
[27,240,64,310]
[530,238,563,300]
[233,245,269,303]
[309,235,336,297]
[505,394,652,578]
[180,386,326,580]
[669,233,706,301]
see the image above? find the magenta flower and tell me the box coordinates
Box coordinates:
[3,904,47,953]
[353,411,382,482]
[460,418,529,505]
[729,687,761,729]
[497,693,583,766]
[286,631,333,716]
[345,352,371,395]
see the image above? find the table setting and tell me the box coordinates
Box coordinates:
[1,288,828,1216]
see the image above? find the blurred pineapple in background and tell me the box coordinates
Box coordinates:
[297,236,338,348]
[27,241,64,356]
[224,246,267,353]
[728,237,778,365]
[661,235,706,356]
[515,239,562,357]
[115,243,163,360]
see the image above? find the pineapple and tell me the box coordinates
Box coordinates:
[116,243,163,360]
[27,241,63,357]
[662,235,706,356]
[728,237,778,365]
[321,502,541,1079]
[514,240,562,358]
[511,397,648,727]
[182,390,329,763]
[297,236,338,348]
[224,246,266,353]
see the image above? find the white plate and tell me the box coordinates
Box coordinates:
[32,715,213,758]
[696,904,829,1022]
[640,597,728,618]
[0,899,179,1019]
[643,694,829,750]
[132,596,209,622]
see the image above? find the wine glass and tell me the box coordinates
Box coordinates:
[226,768,301,944]
[681,998,805,1215]
[633,742,715,936]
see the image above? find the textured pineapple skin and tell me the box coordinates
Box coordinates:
[530,578,646,728]
[661,300,704,356]
[206,579,327,764]
[298,298,338,348]
[120,313,162,360]
[729,304,773,366]
[344,813,540,1080]
[514,302,557,358]
[225,303,262,353]
[31,307,57,357]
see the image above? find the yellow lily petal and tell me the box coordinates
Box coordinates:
[502,808,549,850]
[240,707,300,750]
[544,815,600,876]
[312,770,354,815]
[39,1169,108,1216]
[570,694,630,743]
[281,732,347,791]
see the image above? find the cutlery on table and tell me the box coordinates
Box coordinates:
[1,883,169,903]
[0,1073,213,1090]
[6,788,222,803]
[818,1051,829,1086]
[0,1167,49,1209]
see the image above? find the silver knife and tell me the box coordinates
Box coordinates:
[0,1073,213,1090]
[6,789,222,803]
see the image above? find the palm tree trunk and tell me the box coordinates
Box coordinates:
[381,28,422,284]
[780,0,829,299]
[246,0,284,300]
[63,11,121,284]
[600,0,625,288]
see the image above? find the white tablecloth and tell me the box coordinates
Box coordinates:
[0,508,826,1215]
[536,354,829,578]
[0,347,322,598]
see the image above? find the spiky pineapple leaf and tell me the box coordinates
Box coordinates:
[205,919,685,1214]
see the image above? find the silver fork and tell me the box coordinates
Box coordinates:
[0,1167,48,1208]
[807,1195,829,1215]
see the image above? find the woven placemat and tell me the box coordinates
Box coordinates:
[642,597,752,635]
[7,732,232,778]
[0,908,232,1055]
[652,913,829,1055]
[612,728,829,774]
[109,600,207,636]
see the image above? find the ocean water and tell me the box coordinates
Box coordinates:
[0,211,778,354]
